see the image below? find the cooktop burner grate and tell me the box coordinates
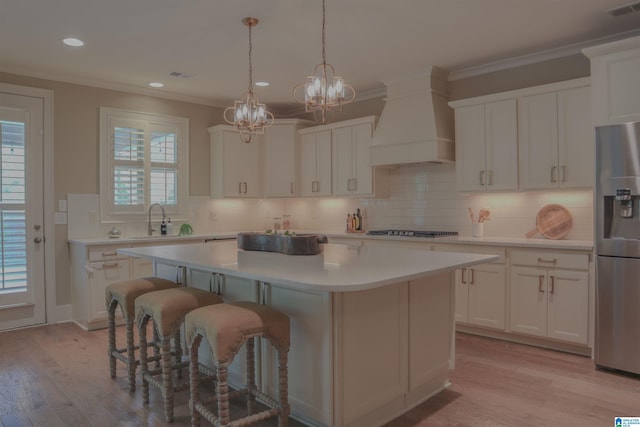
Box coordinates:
[367,230,458,238]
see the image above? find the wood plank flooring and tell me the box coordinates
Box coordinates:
[1,323,639,426]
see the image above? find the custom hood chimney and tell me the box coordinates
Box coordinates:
[370,67,455,165]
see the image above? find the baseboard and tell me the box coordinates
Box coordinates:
[54,304,73,324]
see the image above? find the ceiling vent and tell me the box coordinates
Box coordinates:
[608,1,640,17]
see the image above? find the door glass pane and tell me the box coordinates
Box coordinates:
[0,120,27,293]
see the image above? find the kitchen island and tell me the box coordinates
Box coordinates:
[119,239,497,427]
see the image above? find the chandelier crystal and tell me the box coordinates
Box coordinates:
[224,17,274,143]
[293,0,355,124]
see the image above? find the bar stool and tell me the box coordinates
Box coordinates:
[106,277,178,391]
[186,301,291,427]
[136,287,224,422]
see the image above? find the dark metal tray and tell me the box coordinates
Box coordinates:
[237,232,328,255]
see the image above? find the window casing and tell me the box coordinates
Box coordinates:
[100,108,188,221]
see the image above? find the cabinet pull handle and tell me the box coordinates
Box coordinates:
[537,257,557,265]
[479,170,485,186]
[551,166,557,183]
[290,182,295,194]
[538,275,545,293]
[353,178,357,191]
[549,276,555,294]
[101,252,118,257]
[102,262,119,269]
[238,182,242,194]
[461,268,466,284]
[488,170,493,186]
[315,180,320,193]
[243,182,248,194]
[561,165,567,183]
[469,268,475,284]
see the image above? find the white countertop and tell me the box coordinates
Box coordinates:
[118,239,498,292]
[68,232,237,245]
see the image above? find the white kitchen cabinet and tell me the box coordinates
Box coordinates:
[262,119,313,198]
[209,125,262,198]
[332,116,388,197]
[583,35,640,126]
[434,244,506,330]
[299,128,332,197]
[453,99,518,192]
[518,83,593,189]
[509,249,589,345]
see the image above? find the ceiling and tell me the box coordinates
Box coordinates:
[2,0,640,115]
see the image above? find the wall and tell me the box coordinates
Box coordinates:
[0,72,224,307]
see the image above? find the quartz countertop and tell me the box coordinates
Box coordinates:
[117,239,498,292]
[67,232,237,245]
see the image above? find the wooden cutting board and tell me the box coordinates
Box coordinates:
[525,204,573,240]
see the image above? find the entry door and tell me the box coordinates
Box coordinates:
[0,92,45,330]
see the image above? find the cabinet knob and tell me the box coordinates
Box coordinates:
[538,275,545,293]
[33,237,42,244]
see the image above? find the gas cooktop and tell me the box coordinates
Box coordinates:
[367,230,458,238]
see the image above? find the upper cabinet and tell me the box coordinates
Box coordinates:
[331,116,388,197]
[583,35,640,126]
[453,99,518,192]
[451,77,592,192]
[209,125,263,198]
[262,119,313,198]
[299,128,333,197]
[518,85,593,189]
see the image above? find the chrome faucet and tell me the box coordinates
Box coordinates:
[148,203,166,235]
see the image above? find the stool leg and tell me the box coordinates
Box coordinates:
[139,316,150,405]
[217,365,230,427]
[189,334,203,427]
[107,301,117,379]
[246,337,256,415]
[161,336,174,422]
[278,349,290,427]
[152,321,161,370]
[126,317,136,392]
[174,328,183,380]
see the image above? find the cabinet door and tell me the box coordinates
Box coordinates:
[518,92,559,190]
[455,104,487,191]
[468,263,506,330]
[546,270,589,344]
[557,86,593,188]
[300,133,318,197]
[351,122,374,195]
[454,269,469,323]
[485,99,518,191]
[332,126,353,196]
[240,140,262,197]
[509,266,547,337]
[315,130,332,196]
[221,130,244,197]
[263,124,296,197]
[131,257,153,279]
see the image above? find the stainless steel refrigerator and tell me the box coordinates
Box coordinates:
[595,121,640,375]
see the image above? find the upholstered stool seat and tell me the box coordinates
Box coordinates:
[136,287,224,422]
[186,301,290,427]
[106,277,178,391]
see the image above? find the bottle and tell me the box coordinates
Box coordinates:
[160,218,167,235]
[353,212,358,231]
[356,209,363,231]
[166,218,173,235]
[347,214,352,231]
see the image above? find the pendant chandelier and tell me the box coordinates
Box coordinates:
[293,0,355,124]
[224,17,274,143]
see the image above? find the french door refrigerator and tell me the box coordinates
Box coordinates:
[595,121,640,375]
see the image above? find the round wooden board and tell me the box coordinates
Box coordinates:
[535,204,573,239]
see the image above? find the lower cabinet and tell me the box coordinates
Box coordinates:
[434,244,507,330]
[509,250,589,345]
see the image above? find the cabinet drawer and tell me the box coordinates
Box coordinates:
[511,250,589,270]
[433,244,506,264]
[88,245,130,261]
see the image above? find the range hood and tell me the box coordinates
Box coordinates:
[370,67,455,166]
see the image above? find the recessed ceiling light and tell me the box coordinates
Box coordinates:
[255,81,270,87]
[149,82,164,88]
[62,37,84,47]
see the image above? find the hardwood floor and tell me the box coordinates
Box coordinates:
[1,323,639,426]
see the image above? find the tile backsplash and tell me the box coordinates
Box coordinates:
[67,164,593,241]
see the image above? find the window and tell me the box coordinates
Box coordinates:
[100,108,188,221]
